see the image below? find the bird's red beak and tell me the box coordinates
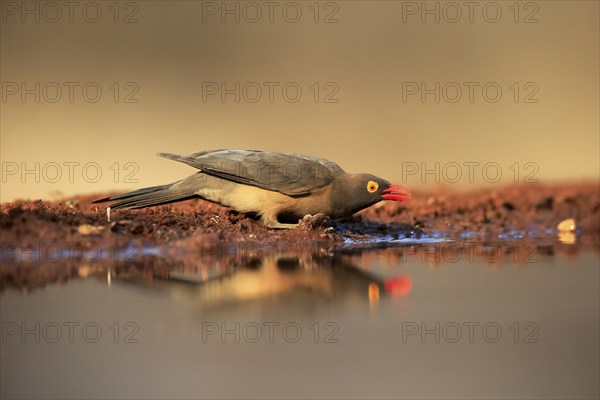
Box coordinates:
[381,184,412,201]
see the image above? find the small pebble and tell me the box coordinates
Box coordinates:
[77,224,105,235]
[557,218,576,232]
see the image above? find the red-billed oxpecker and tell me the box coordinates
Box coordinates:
[93,150,412,229]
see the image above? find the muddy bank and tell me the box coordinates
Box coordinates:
[2,182,598,245]
[1,182,598,290]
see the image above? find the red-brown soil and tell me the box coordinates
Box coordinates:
[1,183,598,290]
[2,183,598,244]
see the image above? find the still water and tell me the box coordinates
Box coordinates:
[1,236,599,399]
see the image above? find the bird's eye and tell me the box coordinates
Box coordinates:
[367,180,379,193]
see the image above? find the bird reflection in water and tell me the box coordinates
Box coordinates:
[1,238,591,305]
[117,251,405,313]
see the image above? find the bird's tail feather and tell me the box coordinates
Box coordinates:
[92,181,196,210]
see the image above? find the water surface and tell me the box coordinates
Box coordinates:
[1,236,598,399]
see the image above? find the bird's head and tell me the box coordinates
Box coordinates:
[330,173,412,217]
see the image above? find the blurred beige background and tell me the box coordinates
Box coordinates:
[1,0,598,202]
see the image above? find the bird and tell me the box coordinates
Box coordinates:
[93,150,412,229]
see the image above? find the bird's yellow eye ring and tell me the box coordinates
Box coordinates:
[367,181,379,193]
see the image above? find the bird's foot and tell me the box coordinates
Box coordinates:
[299,213,333,230]
[262,217,298,230]
[107,207,111,222]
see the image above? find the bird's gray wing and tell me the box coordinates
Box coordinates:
[158,150,345,196]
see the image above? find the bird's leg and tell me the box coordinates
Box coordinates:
[261,215,298,230]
